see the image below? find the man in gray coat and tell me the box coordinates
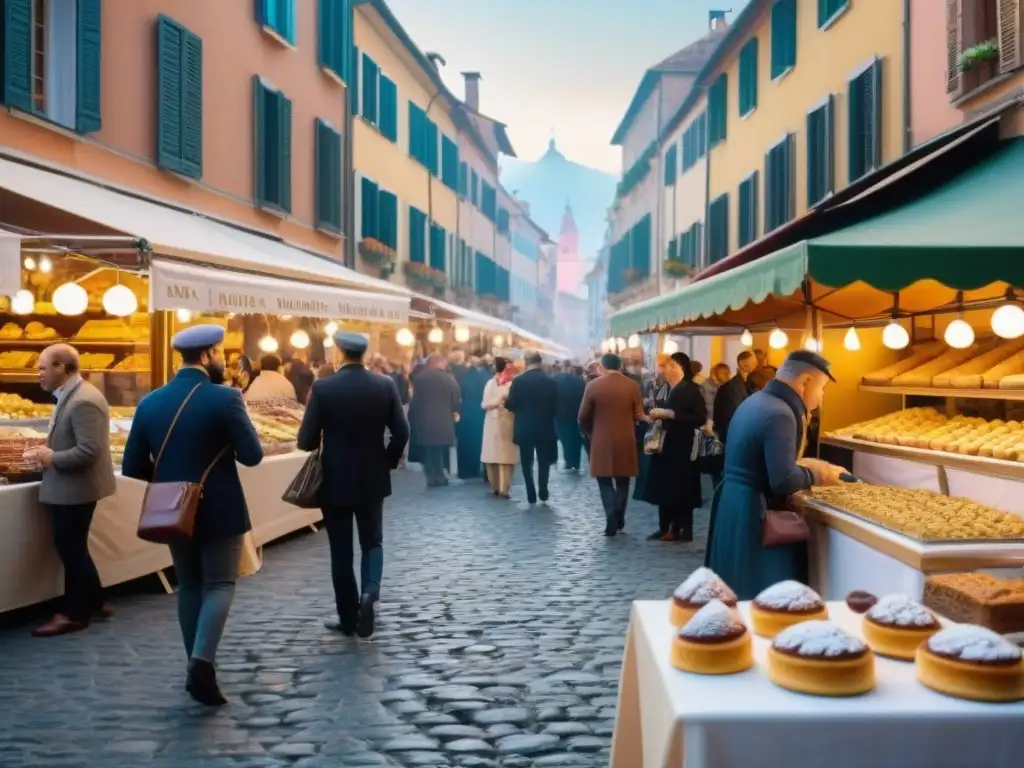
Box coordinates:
[24,344,116,637]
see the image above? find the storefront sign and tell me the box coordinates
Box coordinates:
[0,230,22,299]
[150,260,408,322]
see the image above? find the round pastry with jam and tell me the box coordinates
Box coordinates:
[916,624,1024,702]
[750,580,828,638]
[670,567,737,628]
[862,593,940,660]
[671,599,754,675]
[768,620,875,696]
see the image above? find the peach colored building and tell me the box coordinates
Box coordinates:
[908,0,963,145]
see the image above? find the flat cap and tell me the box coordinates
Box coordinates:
[333,331,368,354]
[784,349,836,382]
[171,323,225,351]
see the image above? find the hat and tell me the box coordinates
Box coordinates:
[333,331,369,355]
[784,349,836,382]
[171,324,225,351]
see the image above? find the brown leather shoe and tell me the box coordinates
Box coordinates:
[94,603,115,620]
[31,614,88,638]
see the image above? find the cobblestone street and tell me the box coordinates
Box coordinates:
[0,467,708,768]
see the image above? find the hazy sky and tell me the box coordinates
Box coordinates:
[384,0,749,175]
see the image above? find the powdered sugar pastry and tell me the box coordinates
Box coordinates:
[755,580,823,611]
[772,620,866,657]
[867,593,936,627]
[674,567,736,604]
[679,599,743,639]
[928,625,1022,662]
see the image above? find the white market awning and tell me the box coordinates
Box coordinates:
[150,260,408,322]
[0,228,21,298]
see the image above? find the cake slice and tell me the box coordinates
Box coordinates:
[923,573,1024,635]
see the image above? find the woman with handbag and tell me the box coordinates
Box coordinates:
[480,358,518,497]
[644,352,707,542]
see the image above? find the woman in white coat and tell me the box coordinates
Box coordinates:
[481,357,518,497]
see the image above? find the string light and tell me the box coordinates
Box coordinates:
[992,303,1024,339]
[881,321,909,350]
[740,329,753,347]
[175,308,193,323]
[803,335,820,353]
[11,289,34,315]
[289,329,310,349]
[662,338,679,354]
[22,257,36,271]
[102,284,138,317]
[627,333,640,348]
[52,283,88,316]
[454,325,470,343]
[428,326,444,344]
[38,256,52,274]
[324,321,338,335]
[493,334,505,347]
[768,328,788,350]
[396,328,416,347]
[843,327,861,351]
[944,318,975,349]
[258,335,279,353]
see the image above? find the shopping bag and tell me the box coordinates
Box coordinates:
[643,421,665,455]
[281,449,323,508]
[237,531,263,577]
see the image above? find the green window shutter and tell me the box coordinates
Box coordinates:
[698,112,707,157]
[806,95,834,206]
[470,170,478,206]
[738,38,758,116]
[361,54,378,123]
[497,207,509,234]
[256,0,296,43]
[280,93,292,212]
[315,119,342,232]
[360,177,378,238]
[349,45,359,112]
[2,0,33,112]
[74,0,102,133]
[709,74,728,145]
[425,119,438,175]
[708,195,729,264]
[771,0,797,78]
[252,77,267,208]
[318,0,351,80]
[457,161,468,196]
[738,171,759,248]
[848,59,882,183]
[664,144,677,186]
[818,0,848,28]
[378,190,397,248]
[156,17,184,174]
[667,237,677,261]
[765,135,793,232]
[180,31,203,177]
[378,75,397,141]
[408,102,422,161]
[441,137,458,190]
[429,223,446,271]
[409,206,425,263]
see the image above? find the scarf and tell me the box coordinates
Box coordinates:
[497,368,515,387]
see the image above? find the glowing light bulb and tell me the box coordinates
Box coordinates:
[258,335,279,353]
[740,329,753,347]
[23,257,36,271]
[52,282,88,316]
[290,329,310,349]
[843,326,861,351]
[11,289,34,315]
[944,318,975,349]
[882,321,910,350]
[493,334,505,347]
[323,335,334,348]
[662,338,679,354]
[992,303,1024,340]
[176,308,193,323]
[768,328,788,350]
[102,284,138,317]
[428,326,444,343]
[627,334,640,348]
[803,335,820,353]
[396,327,416,347]
[454,324,470,343]
[324,321,338,335]
[38,256,52,274]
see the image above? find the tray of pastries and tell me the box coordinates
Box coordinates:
[808,484,1024,542]
[923,573,1024,637]
[863,335,1024,389]
[248,413,299,444]
[0,394,52,419]
[112,353,150,371]
[72,318,132,342]
[0,350,39,369]
[79,352,116,370]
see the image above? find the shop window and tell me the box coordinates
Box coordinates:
[738,170,759,248]
[764,133,793,233]
[806,95,834,207]
[738,37,758,117]
[156,15,203,179]
[771,0,797,78]
[847,59,882,183]
[947,0,1020,100]
[707,194,729,265]
[315,118,343,234]
[256,0,296,45]
[253,76,292,213]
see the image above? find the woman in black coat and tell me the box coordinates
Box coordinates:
[644,352,708,542]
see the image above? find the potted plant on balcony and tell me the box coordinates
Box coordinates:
[959,39,998,82]
[664,259,693,278]
[358,237,397,277]
[427,268,447,296]
[402,260,434,290]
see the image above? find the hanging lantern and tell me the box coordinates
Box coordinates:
[11,289,34,315]
[843,326,861,351]
[881,321,910,350]
[290,329,310,349]
[428,326,444,344]
[396,327,416,347]
[803,335,820,353]
[102,284,138,317]
[739,329,753,347]
[768,328,788,350]
[52,282,88,316]
[454,324,470,343]
[38,256,52,274]
[992,303,1024,340]
[944,318,975,349]
[23,257,36,271]
[324,321,339,336]
[493,334,505,347]
[258,335,279,353]
[662,338,679,355]
[176,308,193,323]
[627,333,640,348]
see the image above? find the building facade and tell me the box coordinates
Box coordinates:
[555,203,583,294]
[660,91,708,281]
[0,0,354,259]
[584,241,609,354]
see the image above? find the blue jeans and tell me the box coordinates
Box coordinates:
[169,535,242,663]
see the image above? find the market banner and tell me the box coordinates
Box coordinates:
[149,260,408,323]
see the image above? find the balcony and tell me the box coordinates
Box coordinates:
[947,0,1022,105]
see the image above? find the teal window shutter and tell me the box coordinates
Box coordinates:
[75,0,102,133]
[457,162,468,197]
[156,16,203,179]
[441,136,458,190]
[818,0,849,28]
[360,177,378,238]
[709,74,728,145]
[429,223,446,271]
[378,74,397,141]
[667,237,677,261]
[470,170,479,206]
[409,207,426,263]
[764,134,793,232]
[770,0,797,78]
[425,118,438,175]
[664,144,677,186]
[738,38,758,116]
[361,54,378,123]
[806,95,834,206]
[497,207,509,234]
[698,112,707,157]
[708,194,729,264]
[848,60,882,183]
[737,171,759,248]
[318,0,351,81]
[280,93,292,212]
[315,119,342,233]
[349,45,359,112]
[252,77,291,211]
[378,189,397,248]
[2,0,33,112]
[256,0,296,44]
[408,101,422,162]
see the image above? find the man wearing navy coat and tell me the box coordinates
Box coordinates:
[122,324,263,706]
[298,332,409,639]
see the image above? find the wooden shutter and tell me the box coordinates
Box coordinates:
[378,75,397,141]
[315,120,341,232]
[946,0,964,97]
[181,32,203,178]
[2,0,32,112]
[75,0,103,133]
[360,178,378,238]
[349,46,359,112]
[252,77,266,207]
[361,55,378,123]
[999,0,1022,73]
[279,93,292,212]
[156,17,184,173]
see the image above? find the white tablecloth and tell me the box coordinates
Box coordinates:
[611,601,1024,768]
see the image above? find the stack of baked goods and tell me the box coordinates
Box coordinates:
[922,573,1024,635]
[0,426,46,479]
[73,318,130,341]
[916,625,1024,701]
[113,353,151,371]
[750,581,828,638]
[862,335,1024,389]
[671,599,753,675]
[23,321,57,340]
[0,394,52,419]
[78,352,116,370]
[860,593,941,660]
[669,566,738,627]
[0,351,39,369]
[767,620,876,696]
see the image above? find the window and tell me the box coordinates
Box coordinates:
[429,223,446,272]
[764,134,793,233]
[441,136,459,190]
[253,76,292,212]
[360,177,378,238]
[317,0,351,83]
[848,59,882,183]
[256,0,296,45]
[457,161,468,197]
[349,45,359,112]
[408,101,437,174]
[1,0,101,133]
[708,74,728,146]
[738,38,758,116]
[818,0,849,28]
[629,214,652,279]
[946,0,1017,100]
[806,95,834,206]
[771,0,797,78]
[156,15,203,179]
[738,171,759,248]
[409,206,427,263]
[425,119,438,176]
[497,207,510,234]
[475,251,495,296]
[315,118,342,233]
[707,195,729,264]
[360,53,378,124]
[664,143,678,186]
[470,169,479,206]
[378,75,397,141]
[481,183,497,221]
[377,189,398,250]
[681,112,707,172]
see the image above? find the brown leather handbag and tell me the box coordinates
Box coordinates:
[137,383,228,544]
[762,506,810,548]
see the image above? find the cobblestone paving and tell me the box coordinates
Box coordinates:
[0,466,709,767]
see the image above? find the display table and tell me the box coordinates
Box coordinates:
[610,600,1024,768]
[0,451,320,613]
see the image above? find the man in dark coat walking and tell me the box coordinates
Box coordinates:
[297,333,408,639]
[408,354,461,487]
[553,364,586,471]
[505,353,558,504]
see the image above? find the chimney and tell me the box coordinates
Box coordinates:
[462,71,482,111]
[709,10,729,31]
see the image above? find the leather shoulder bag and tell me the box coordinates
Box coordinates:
[762,412,811,549]
[137,383,229,544]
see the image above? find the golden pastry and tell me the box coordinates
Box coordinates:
[861,593,940,660]
[669,567,737,628]
[916,625,1024,702]
[768,620,875,697]
[671,599,753,675]
[0,322,22,339]
[750,581,828,638]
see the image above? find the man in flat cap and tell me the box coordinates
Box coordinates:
[298,331,409,639]
[705,349,847,600]
[122,324,264,706]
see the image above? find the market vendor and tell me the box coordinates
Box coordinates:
[705,349,847,599]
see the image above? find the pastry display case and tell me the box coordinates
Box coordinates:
[247,398,303,455]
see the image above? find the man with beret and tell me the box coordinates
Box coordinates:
[705,349,847,599]
[122,324,264,706]
[298,332,409,639]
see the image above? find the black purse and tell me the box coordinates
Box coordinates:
[282,448,323,509]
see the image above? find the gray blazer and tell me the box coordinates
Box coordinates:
[38,377,117,506]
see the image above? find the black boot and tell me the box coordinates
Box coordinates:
[186,658,227,707]
[356,593,376,639]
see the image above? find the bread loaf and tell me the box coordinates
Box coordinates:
[999,373,1024,390]
[861,341,945,386]
[891,345,984,387]
[937,338,1024,388]
[983,350,1024,388]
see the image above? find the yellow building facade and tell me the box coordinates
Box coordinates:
[704,0,905,259]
